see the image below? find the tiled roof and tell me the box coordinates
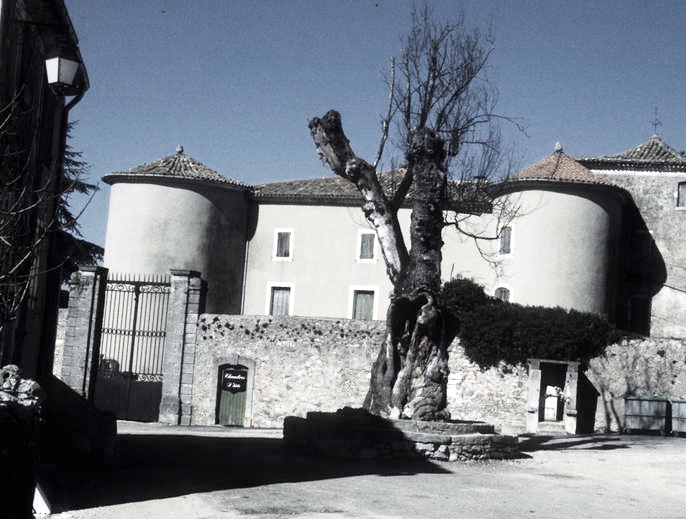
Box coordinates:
[577,135,686,171]
[254,170,409,202]
[254,175,361,201]
[103,145,250,189]
[254,170,491,213]
[507,149,613,185]
[105,149,489,211]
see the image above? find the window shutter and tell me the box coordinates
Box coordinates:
[359,233,375,259]
[499,226,512,254]
[276,232,291,257]
[270,287,290,315]
[678,183,686,207]
[352,290,374,320]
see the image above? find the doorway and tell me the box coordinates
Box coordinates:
[526,359,584,435]
[538,362,567,423]
[216,364,249,426]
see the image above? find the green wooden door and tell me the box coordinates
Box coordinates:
[217,364,248,426]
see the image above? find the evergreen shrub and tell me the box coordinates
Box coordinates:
[440,277,616,367]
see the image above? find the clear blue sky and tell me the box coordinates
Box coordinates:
[64,0,686,247]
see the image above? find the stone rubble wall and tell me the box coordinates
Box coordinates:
[192,315,381,427]
[154,314,686,433]
[192,315,530,429]
[586,337,686,432]
[52,308,69,378]
[446,344,529,432]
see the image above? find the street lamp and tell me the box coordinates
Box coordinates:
[44,56,81,95]
[38,52,87,382]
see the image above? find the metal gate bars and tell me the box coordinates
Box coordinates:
[94,272,171,421]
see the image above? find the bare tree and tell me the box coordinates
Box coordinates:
[309,6,516,420]
[0,91,46,340]
[0,96,99,349]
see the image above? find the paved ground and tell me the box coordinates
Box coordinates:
[40,421,686,519]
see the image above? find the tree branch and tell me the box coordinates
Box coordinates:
[374,58,396,170]
[309,111,409,283]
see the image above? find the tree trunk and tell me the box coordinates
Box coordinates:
[309,111,450,421]
[364,128,450,420]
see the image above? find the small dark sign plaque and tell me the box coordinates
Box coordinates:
[222,367,247,393]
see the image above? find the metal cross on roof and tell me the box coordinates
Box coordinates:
[651,107,662,135]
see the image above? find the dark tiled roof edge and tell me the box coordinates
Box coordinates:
[102,171,253,191]
[104,147,251,189]
[577,158,686,172]
[577,135,686,172]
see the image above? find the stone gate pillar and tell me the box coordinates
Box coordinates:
[60,266,108,399]
[159,270,203,425]
[563,362,580,435]
[525,359,542,434]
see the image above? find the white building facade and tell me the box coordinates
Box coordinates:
[101,136,682,338]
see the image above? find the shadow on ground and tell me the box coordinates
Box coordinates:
[518,434,629,452]
[39,432,449,512]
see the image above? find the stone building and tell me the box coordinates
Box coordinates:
[491,145,664,333]
[100,141,664,332]
[57,135,684,427]
[102,146,252,314]
[578,135,686,338]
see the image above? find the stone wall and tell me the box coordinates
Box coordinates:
[597,170,686,339]
[191,315,686,433]
[191,315,530,429]
[587,337,686,432]
[55,304,683,432]
[52,308,68,378]
[59,267,108,399]
[446,344,529,431]
[192,315,382,427]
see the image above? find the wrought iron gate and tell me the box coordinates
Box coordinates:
[94,272,171,421]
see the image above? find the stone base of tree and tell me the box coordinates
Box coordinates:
[283,407,520,462]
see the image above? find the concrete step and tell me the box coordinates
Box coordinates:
[535,420,567,435]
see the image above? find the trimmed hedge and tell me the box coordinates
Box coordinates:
[440,277,616,367]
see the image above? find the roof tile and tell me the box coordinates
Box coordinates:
[255,170,490,212]
[577,135,686,171]
[104,146,249,188]
[509,150,613,185]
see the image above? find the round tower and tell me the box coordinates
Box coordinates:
[102,146,252,313]
[492,146,630,318]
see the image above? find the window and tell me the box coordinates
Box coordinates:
[349,285,378,320]
[273,229,293,260]
[677,182,686,208]
[494,287,510,302]
[269,286,291,315]
[357,231,376,262]
[352,290,375,320]
[499,226,512,255]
